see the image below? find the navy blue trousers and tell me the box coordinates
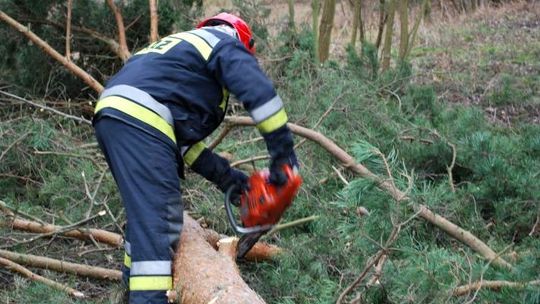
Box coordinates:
[94,117,183,304]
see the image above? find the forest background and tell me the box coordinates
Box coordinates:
[0,0,539,303]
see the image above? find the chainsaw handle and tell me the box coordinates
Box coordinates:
[224,185,273,235]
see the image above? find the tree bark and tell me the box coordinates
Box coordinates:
[0,10,104,93]
[0,249,121,280]
[350,0,362,47]
[169,215,266,304]
[0,257,85,298]
[318,0,337,63]
[2,217,123,247]
[65,0,72,60]
[105,0,131,61]
[312,0,321,64]
[398,0,409,61]
[381,0,396,71]
[405,0,429,59]
[375,0,386,49]
[288,0,296,33]
[149,0,159,43]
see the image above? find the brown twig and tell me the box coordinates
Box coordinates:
[0,11,103,92]
[0,91,91,125]
[0,249,121,280]
[0,257,85,298]
[208,124,234,150]
[230,155,269,168]
[336,224,401,304]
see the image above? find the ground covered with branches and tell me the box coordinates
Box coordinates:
[1,1,539,303]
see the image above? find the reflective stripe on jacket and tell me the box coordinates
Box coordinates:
[97,27,288,165]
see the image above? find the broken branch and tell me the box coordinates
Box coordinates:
[0,10,103,93]
[453,279,540,296]
[0,257,85,298]
[224,116,513,269]
[0,249,121,280]
[105,0,131,61]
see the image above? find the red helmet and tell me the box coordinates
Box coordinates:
[197,13,255,54]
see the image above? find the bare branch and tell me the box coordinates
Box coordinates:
[0,91,92,125]
[0,10,104,93]
[106,0,131,61]
[453,279,540,297]
[0,249,121,280]
[0,257,85,298]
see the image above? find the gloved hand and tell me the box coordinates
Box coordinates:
[218,168,248,206]
[263,126,299,186]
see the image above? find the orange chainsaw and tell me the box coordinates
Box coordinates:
[225,165,302,259]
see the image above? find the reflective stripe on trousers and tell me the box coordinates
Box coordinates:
[94,117,182,304]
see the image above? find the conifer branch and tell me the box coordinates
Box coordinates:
[224,116,513,269]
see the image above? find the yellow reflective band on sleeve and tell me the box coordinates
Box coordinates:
[124,253,131,268]
[256,108,288,134]
[183,142,206,166]
[129,276,172,291]
[95,96,176,144]
[170,32,212,60]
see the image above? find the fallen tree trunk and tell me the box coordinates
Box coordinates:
[0,249,121,280]
[168,215,266,304]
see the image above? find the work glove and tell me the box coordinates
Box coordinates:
[217,168,249,206]
[263,125,299,186]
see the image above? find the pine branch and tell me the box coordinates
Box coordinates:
[224,116,513,270]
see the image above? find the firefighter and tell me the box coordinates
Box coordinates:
[93,13,298,303]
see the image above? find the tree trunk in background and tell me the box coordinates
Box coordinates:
[288,0,295,33]
[405,0,429,59]
[318,0,337,63]
[350,0,363,48]
[381,0,396,71]
[375,0,386,49]
[149,0,159,42]
[312,0,320,64]
[398,0,409,61]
